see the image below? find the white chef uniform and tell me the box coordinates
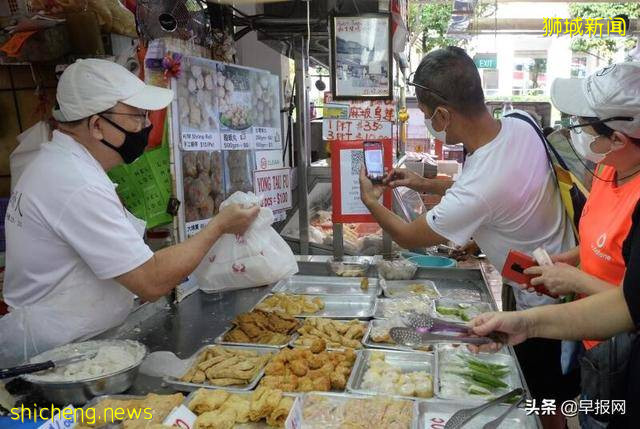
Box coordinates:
[0,130,153,367]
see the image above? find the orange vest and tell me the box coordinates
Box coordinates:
[579,165,640,349]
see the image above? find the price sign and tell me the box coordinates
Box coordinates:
[254,127,282,149]
[181,131,220,151]
[163,405,197,429]
[253,168,292,213]
[221,130,253,150]
[322,94,396,142]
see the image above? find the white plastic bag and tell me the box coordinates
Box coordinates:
[193,191,298,292]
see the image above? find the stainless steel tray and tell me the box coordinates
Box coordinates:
[297,391,419,429]
[288,319,369,350]
[252,294,376,319]
[347,349,435,401]
[361,319,433,352]
[381,279,441,299]
[163,344,274,393]
[412,268,493,304]
[183,389,298,429]
[215,325,298,349]
[417,400,537,429]
[271,275,379,296]
[435,344,523,402]
[431,298,493,326]
[373,296,434,319]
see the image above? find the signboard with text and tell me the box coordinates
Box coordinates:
[254,168,292,213]
[323,93,396,142]
[331,140,392,223]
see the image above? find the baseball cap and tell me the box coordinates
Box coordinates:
[551,62,640,138]
[52,58,174,122]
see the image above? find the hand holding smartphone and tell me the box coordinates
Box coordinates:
[502,250,558,298]
[363,141,384,183]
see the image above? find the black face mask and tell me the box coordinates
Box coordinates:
[98,115,152,164]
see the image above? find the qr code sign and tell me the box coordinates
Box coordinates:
[350,150,364,175]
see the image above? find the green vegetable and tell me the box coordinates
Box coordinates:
[467,361,509,378]
[471,372,508,389]
[436,306,470,321]
[457,353,509,371]
[436,306,460,316]
[468,384,492,395]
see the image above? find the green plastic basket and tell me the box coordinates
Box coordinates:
[107,120,173,229]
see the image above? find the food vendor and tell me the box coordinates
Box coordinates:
[359,46,577,429]
[0,59,259,367]
[473,62,640,428]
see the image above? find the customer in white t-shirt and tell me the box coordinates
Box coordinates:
[359,46,576,429]
[0,59,259,367]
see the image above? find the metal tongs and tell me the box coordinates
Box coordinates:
[390,311,507,346]
[443,388,524,429]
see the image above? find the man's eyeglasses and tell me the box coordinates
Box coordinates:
[567,115,633,132]
[406,72,449,101]
[102,110,150,127]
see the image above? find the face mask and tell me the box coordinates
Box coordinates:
[99,115,152,164]
[424,108,447,143]
[569,128,610,164]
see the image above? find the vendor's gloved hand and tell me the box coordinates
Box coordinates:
[215,203,260,235]
[523,263,586,296]
[359,167,386,206]
[468,311,531,353]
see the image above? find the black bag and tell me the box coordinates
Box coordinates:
[579,333,637,423]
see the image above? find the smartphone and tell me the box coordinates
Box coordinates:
[502,250,558,298]
[363,141,384,183]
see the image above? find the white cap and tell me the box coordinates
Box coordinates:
[551,62,640,138]
[53,58,174,122]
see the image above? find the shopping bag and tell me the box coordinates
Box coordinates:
[193,191,298,292]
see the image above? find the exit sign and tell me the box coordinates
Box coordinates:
[474,54,497,69]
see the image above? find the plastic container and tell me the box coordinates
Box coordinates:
[407,255,456,268]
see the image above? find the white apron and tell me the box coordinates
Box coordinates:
[0,211,147,367]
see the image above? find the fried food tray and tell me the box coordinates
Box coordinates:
[163,344,274,393]
[215,325,298,350]
[271,275,379,296]
[346,349,435,401]
[295,391,419,429]
[288,319,369,351]
[182,389,298,429]
[252,294,376,320]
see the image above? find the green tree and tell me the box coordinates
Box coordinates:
[569,2,640,61]
[408,3,462,55]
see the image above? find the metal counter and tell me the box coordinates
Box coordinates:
[92,285,274,395]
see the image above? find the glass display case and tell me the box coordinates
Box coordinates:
[281,163,427,256]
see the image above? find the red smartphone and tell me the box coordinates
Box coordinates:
[363,141,384,183]
[502,250,558,298]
